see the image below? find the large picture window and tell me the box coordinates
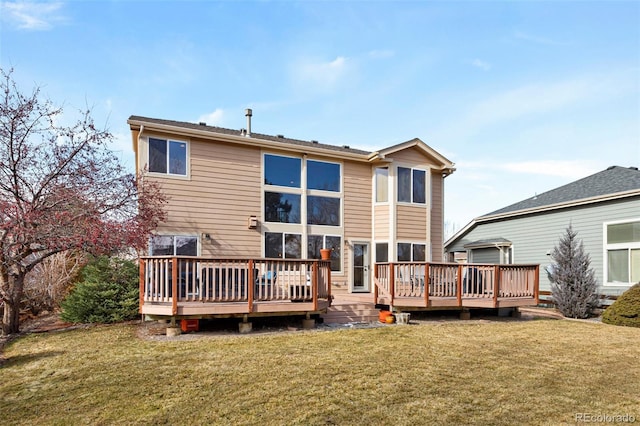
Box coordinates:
[264,154,301,187]
[307,196,340,226]
[606,220,640,284]
[397,166,426,204]
[149,235,198,256]
[264,192,301,223]
[263,154,343,268]
[307,160,340,192]
[308,235,342,271]
[149,138,187,176]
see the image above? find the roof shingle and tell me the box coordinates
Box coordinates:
[484,166,640,217]
[128,115,371,156]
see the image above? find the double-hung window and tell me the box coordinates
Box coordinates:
[605,220,640,285]
[397,242,426,262]
[265,232,302,259]
[149,235,198,256]
[149,137,187,176]
[397,167,426,204]
[308,235,342,271]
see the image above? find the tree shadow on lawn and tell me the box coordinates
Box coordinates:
[0,350,65,368]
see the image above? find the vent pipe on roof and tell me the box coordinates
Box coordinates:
[245,108,252,137]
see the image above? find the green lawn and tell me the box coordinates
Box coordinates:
[1,319,638,425]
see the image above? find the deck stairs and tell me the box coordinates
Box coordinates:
[321,289,380,324]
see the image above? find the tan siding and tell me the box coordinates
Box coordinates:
[374,205,390,239]
[387,146,439,168]
[343,161,372,239]
[396,205,428,240]
[150,139,262,258]
[342,161,373,287]
[430,171,444,262]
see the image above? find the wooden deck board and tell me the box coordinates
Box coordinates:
[141,299,331,317]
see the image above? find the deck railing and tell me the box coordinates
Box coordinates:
[374,262,539,308]
[139,256,332,315]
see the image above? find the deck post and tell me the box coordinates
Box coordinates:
[456,264,463,307]
[248,259,255,313]
[312,261,319,311]
[389,263,395,307]
[326,262,331,303]
[534,265,540,304]
[171,257,178,316]
[373,264,379,303]
[493,266,500,308]
[424,263,430,307]
[139,258,145,314]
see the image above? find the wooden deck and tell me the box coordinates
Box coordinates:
[139,256,332,318]
[140,257,539,320]
[374,262,539,310]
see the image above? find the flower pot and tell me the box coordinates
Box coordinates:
[320,248,332,260]
[379,310,393,323]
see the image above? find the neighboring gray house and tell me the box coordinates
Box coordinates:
[445,166,640,298]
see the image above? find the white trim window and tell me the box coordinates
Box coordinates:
[265,232,302,259]
[397,166,426,204]
[397,242,426,262]
[375,167,389,203]
[149,235,198,256]
[308,235,342,271]
[605,220,640,285]
[148,137,188,176]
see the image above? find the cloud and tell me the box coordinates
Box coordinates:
[1,1,66,30]
[501,160,600,179]
[471,59,491,71]
[468,77,598,127]
[514,31,571,46]
[291,56,350,92]
[197,109,225,126]
[368,49,395,59]
[458,158,600,180]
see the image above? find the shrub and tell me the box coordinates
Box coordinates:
[60,256,139,323]
[547,225,599,318]
[23,252,87,315]
[602,283,640,328]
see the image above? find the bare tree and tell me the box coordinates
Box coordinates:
[0,69,166,334]
[23,251,87,315]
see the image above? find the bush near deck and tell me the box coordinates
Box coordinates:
[602,283,640,328]
[60,256,139,324]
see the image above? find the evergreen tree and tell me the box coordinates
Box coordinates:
[547,225,599,318]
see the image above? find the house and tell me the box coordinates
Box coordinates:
[445,166,640,300]
[129,111,538,328]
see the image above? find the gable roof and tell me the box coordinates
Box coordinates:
[486,166,640,217]
[445,166,640,249]
[369,138,455,174]
[127,115,455,172]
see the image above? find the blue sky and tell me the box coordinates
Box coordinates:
[1,0,639,236]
